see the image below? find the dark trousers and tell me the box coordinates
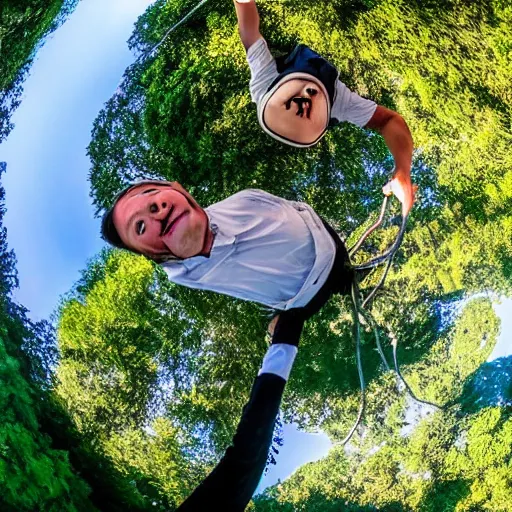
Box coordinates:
[176,373,286,511]
[299,219,354,320]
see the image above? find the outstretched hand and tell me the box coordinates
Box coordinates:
[382,171,417,217]
[267,315,279,338]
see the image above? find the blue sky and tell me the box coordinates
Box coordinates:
[0,0,332,494]
[1,0,155,320]
[489,299,512,361]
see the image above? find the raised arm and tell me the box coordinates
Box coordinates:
[365,105,416,216]
[233,0,263,51]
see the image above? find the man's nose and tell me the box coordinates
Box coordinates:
[149,201,168,216]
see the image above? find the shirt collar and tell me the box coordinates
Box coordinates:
[162,207,235,271]
[205,208,236,248]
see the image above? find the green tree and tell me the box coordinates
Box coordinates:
[56,249,204,509]
[88,0,512,297]
[0,0,80,142]
[1,165,161,511]
[254,298,508,512]
[80,0,512,508]
[0,164,96,511]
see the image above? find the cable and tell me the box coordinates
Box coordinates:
[353,215,407,271]
[333,279,366,447]
[333,192,410,447]
[361,254,394,309]
[357,306,391,372]
[390,335,441,410]
[134,0,210,65]
[349,196,389,257]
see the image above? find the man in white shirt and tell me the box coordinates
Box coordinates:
[102,180,353,318]
[233,0,415,217]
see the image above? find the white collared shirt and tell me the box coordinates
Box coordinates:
[161,189,336,310]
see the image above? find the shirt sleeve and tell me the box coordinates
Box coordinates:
[258,343,298,381]
[331,79,378,127]
[246,38,279,106]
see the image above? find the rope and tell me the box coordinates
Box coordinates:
[349,196,389,257]
[334,193,441,446]
[353,215,407,271]
[361,254,394,309]
[352,197,441,418]
[357,306,390,372]
[390,333,441,410]
[333,279,366,446]
[349,195,406,306]
[134,0,209,65]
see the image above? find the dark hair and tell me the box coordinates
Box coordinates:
[100,183,150,253]
[101,207,131,251]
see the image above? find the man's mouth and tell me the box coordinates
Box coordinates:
[163,211,187,239]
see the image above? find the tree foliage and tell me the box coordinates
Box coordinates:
[88,0,512,297]
[0,0,79,142]
[0,165,96,511]
[82,0,512,509]
[254,299,510,512]
[3,0,512,509]
[0,171,165,511]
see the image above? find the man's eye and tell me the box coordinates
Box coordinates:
[141,188,157,195]
[136,220,145,235]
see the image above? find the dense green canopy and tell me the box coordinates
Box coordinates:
[0,0,79,142]
[84,0,512,509]
[1,0,511,509]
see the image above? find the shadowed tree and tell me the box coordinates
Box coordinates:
[0,0,80,142]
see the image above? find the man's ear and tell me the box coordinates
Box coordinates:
[169,181,202,209]
[169,181,187,194]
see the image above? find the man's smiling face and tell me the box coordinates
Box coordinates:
[263,78,329,145]
[112,183,211,260]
